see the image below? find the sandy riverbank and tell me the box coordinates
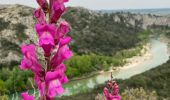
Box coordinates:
[117,43,152,70]
[70,43,152,81]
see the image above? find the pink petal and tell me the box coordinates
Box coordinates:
[110,95,121,100]
[59,36,72,48]
[56,21,70,38]
[52,0,69,3]
[60,45,73,60]
[47,80,64,98]
[20,44,43,75]
[56,85,64,95]
[39,33,55,56]
[35,23,57,56]
[34,8,46,24]
[45,70,62,83]
[51,45,73,68]
[104,87,110,100]
[21,44,37,58]
[36,0,48,12]
[21,92,34,100]
[34,75,46,96]
[39,82,46,96]
[35,23,56,37]
[60,75,69,84]
[20,57,32,70]
[50,2,66,23]
[55,63,67,72]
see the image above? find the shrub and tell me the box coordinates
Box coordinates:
[0,18,10,31]
[12,23,28,41]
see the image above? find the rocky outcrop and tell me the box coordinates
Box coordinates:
[0,4,37,66]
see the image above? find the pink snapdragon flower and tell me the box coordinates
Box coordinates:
[45,69,68,98]
[54,21,71,45]
[21,92,34,100]
[59,36,72,48]
[20,0,72,99]
[34,8,46,24]
[55,21,70,40]
[36,0,48,12]
[34,75,45,96]
[35,23,56,57]
[57,21,70,35]
[47,79,64,98]
[104,81,121,100]
[51,45,73,69]
[50,0,68,23]
[20,44,43,76]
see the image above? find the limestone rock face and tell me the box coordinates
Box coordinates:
[0,4,38,66]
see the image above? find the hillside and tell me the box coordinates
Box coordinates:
[1,4,170,67]
[99,8,170,16]
[58,59,170,100]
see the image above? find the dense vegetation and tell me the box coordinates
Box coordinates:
[63,7,145,55]
[12,23,28,41]
[0,45,143,95]
[0,18,10,31]
[0,67,33,95]
[58,59,170,100]
[119,59,170,99]
[58,87,157,100]
[66,45,143,78]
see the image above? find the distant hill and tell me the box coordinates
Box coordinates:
[98,8,170,16]
[1,4,170,67]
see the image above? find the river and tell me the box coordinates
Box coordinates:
[10,38,169,99]
[63,38,169,96]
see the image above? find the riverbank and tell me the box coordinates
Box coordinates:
[118,43,152,70]
[70,43,152,81]
[59,59,170,100]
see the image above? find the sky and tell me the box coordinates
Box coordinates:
[0,0,170,10]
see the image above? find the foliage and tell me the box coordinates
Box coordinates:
[0,80,9,95]
[63,8,146,55]
[0,67,34,95]
[12,23,28,41]
[118,59,170,99]
[18,12,31,17]
[148,24,170,36]
[0,38,20,57]
[0,95,9,100]
[121,87,157,100]
[95,87,157,100]
[0,18,10,31]
[58,87,157,100]
[138,30,151,41]
[59,59,170,100]
[0,44,142,95]
[66,46,141,78]
[66,54,118,78]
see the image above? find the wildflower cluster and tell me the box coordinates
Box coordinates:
[20,0,72,100]
[104,73,121,100]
